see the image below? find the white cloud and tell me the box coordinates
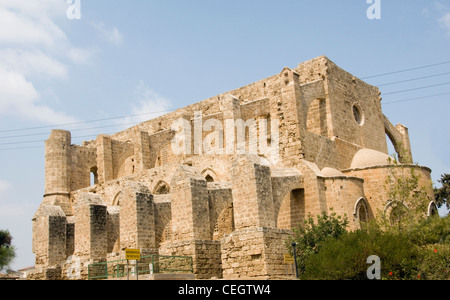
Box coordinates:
[0,4,66,48]
[132,81,172,121]
[0,0,66,17]
[0,48,68,79]
[0,1,92,125]
[92,22,124,46]
[0,67,78,125]
[66,46,97,65]
[439,12,450,35]
[0,180,11,195]
[114,81,172,130]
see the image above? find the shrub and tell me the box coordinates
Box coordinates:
[285,209,348,274]
[416,244,450,280]
[0,230,15,272]
[300,227,420,280]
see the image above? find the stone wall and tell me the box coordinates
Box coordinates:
[221,227,291,279]
[343,164,434,219]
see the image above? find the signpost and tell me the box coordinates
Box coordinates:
[283,253,296,277]
[291,243,299,278]
[283,253,295,264]
[125,249,141,280]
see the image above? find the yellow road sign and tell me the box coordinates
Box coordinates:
[125,249,141,260]
[284,253,295,264]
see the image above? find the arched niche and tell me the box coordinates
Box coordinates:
[427,201,439,217]
[276,189,305,230]
[354,197,370,228]
[384,200,409,226]
[201,168,219,183]
[153,180,170,195]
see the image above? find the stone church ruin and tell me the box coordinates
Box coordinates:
[31,56,436,280]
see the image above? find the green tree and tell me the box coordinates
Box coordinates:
[0,230,15,272]
[300,215,450,280]
[434,173,450,210]
[285,209,348,274]
[285,149,449,280]
[300,226,420,280]
[382,153,432,229]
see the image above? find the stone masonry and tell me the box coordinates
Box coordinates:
[31,56,436,280]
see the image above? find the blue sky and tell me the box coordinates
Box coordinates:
[0,0,449,271]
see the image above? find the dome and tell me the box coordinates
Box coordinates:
[350,148,391,169]
[321,167,345,177]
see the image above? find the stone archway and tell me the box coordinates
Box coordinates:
[276,189,305,230]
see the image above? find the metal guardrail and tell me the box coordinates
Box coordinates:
[88,254,194,280]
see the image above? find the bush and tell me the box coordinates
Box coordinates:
[296,216,450,280]
[411,216,450,280]
[407,215,450,246]
[285,209,348,274]
[0,230,15,272]
[300,227,419,280]
[416,244,450,280]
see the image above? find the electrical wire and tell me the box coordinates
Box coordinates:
[382,91,450,105]
[0,109,176,134]
[382,81,450,96]
[377,71,450,87]
[0,121,142,140]
[361,60,450,80]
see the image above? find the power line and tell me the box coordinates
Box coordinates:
[0,120,142,140]
[0,109,176,134]
[0,145,44,151]
[382,81,450,96]
[382,91,450,105]
[0,132,119,147]
[377,71,450,87]
[361,60,450,80]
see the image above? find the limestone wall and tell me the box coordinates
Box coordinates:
[343,164,434,219]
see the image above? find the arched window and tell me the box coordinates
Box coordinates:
[90,166,98,186]
[205,174,214,183]
[201,168,218,183]
[112,191,122,206]
[276,189,305,230]
[427,201,439,217]
[352,103,364,126]
[384,200,409,226]
[354,198,370,228]
[154,181,170,195]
